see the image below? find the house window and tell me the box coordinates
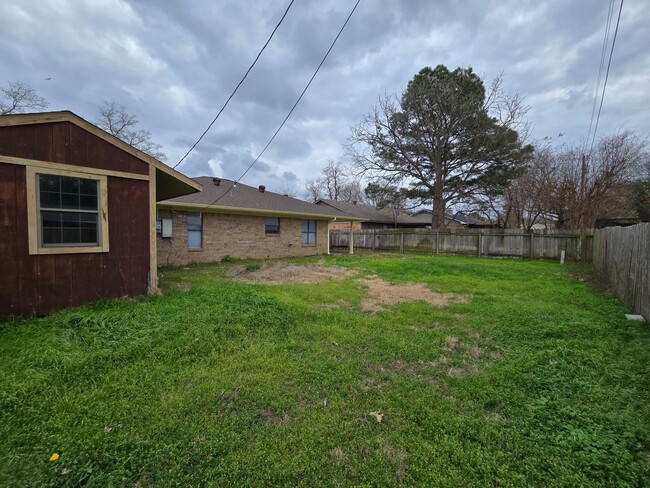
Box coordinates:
[26,167,109,255]
[39,174,99,246]
[265,217,280,234]
[187,212,202,249]
[302,219,317,245]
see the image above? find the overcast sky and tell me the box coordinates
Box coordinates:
[2,0,648,195]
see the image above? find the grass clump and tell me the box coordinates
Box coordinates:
[1,255,649,487]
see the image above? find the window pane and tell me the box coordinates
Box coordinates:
[40,210,98,246]
[80,227,98,244]
[79,195,98,210]
[40,191,61,208]
[42,227,61,245]
[61,213,80,227]
[60,177,80,194]
[187,212,202,231]
[79,179,98,196]
[42,211,62,228]
[39,175,60,192]
[188,230,202,249]
[265,217,279,234]
[61,193,80,209]
[38,174,101,248]
[301,220,316,245]
[62,228,81,244]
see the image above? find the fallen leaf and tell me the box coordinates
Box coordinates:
[369,411,384,423]
[49,453,60,462]
[61,468,69,475]
[104,426,112,433]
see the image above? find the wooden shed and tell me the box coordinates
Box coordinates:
[0,111,201,319]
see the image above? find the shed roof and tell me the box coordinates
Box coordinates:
[159,177,364,221]
[0,111,201,200]
[316,199,425,226]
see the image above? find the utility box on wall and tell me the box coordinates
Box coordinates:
[161,219,173,238]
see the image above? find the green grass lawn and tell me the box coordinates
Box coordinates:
[1,254,649,487]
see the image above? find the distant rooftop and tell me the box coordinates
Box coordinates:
[159,177,362,220]
[316,199,425,226]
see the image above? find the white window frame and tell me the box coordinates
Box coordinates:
[26,167,109,255]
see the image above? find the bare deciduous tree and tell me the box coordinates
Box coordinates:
[484,132,647,229]
[304,160,364,203]
[1,81,49,115]
[96,101,166,161]
[549,132,645,228]
[277,172,300,198]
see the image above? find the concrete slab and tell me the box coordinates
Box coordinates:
[625,314,646,322]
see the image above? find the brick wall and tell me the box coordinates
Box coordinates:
[157,209,329,266]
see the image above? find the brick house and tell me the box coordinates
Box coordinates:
[316,199,428,230]
[0,111,200,319]
[156,177,362,266]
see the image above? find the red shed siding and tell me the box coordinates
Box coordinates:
[0,123,151,319]
[0,122,149,175]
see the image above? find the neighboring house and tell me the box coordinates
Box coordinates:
[157,177,362,266]
[411,209,494,228]
[0,111,201,319]
[316,199,427,230]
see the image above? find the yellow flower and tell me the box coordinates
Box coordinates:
[49,453,60,462]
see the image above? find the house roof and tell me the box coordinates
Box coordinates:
[412,209,493,227]
[0,111,201,200]
[159,177,364,221]
[316,199,426,226]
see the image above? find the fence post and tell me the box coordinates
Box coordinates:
[372,229,376,250]
[435,231,439,255]
[530,232,534,260]
[348,222,354,255]
[478,231,482,257]
[400,232,404,254]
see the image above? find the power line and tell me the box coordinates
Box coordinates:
[173,0,296,170]
[586,0,615,149]
[196,0,362,213]
[589,0,624,154]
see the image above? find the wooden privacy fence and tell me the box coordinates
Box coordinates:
[330,228,593,262]
[593,223,649,320]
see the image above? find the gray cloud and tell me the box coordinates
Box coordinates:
[2,0,648,193]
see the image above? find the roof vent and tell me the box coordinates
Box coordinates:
[258,185,266,193]
[213,178,221,186]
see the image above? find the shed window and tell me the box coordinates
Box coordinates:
[302,220,317,245]
[38,174,99,247]
[265,217,280,234]
[187,212,202,249]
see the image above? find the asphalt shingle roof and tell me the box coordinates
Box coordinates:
[160,177,355,220]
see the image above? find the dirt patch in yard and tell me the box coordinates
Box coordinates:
[359,277,467,312]
[226,264,356,284]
